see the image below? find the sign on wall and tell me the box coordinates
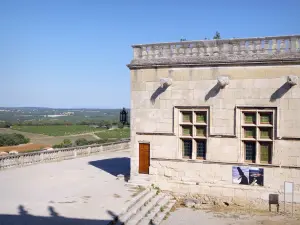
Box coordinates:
[232,166,264,186]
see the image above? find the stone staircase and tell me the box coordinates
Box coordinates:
[110,187,176,225]
[126,174,153,187]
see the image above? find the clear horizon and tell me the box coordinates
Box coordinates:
[1,0,300,108]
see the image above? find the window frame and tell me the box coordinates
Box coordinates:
[179,108,209,160]
[241,109,275,164]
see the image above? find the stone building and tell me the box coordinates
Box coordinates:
[128,35,300,203]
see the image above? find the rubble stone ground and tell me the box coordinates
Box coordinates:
[162,194,300,225]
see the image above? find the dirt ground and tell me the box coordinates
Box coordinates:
[162,203,300,225]
[163,204,300,225]
[0,143,51,153]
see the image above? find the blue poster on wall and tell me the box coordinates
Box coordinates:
[249,167,264,186]
[232,166,249,185]
[232,166,264,186]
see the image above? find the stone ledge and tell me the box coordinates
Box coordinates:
[128,57,300,69]
[136,132,175,136]
[151,157,300,169]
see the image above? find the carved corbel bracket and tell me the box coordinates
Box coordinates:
[217,75,230,88]
[160,78,172,88]
[287,75,298,86]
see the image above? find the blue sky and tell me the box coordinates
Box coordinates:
[1,0,299,108]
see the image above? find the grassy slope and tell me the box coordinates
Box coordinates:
[11,125,104,136]
[0,128,97,146]
[95,128,130,140]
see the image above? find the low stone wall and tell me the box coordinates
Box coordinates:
[149,158,300,204]
[0,139,130,170]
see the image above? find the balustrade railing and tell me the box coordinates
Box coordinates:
[0,139,130,170]
[131,35,300,62]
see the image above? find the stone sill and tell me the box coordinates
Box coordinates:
[151,157,300,169]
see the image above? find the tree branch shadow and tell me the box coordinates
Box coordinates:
[150,86,168,104]
[0,204,119,225]
[270,82,292,102]
[205,83,221,101]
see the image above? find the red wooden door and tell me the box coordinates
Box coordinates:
[139,143,150,174]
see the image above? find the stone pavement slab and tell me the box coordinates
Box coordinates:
[0,150,138,225]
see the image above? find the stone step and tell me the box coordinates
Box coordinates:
[126,188,151,212]
[126,193,166,225]
[138,195,171,225]
[116,190,157,225]
[126,181,151,188]
[151,200,176,225]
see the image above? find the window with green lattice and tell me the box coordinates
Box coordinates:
[260,143,271,163]
[180,108,208,160]
[260,113,272,124]
[182,112,192,123]
[182,139,192,159]
[241,109,274,164]
[244,113,256,124]
[182,126,192,136]
[196,126,206,137]
[244,127,256,138]
[196,112,206,123]
[260,128,272,139]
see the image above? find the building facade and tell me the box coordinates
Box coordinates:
[128,35,300,203]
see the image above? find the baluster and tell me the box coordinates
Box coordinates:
[171,45,178,57]
[205,42,212,56]
[198,43,205,57]
[154,45,160,58]
[133,47,142,59]
[178,44,185,56]
[141,46,147,59]
[162,44,171,58]
[190,44,197,57]
[254,40,261,54]
[240,41,246,55]
[263,40,269,54]
[212,41,220,56]
[272,39,277,53]
[185,44,192,57]
[248,40,254,54]
[147,46,154,59]
[232,41,239,54]
[279,39,285,53]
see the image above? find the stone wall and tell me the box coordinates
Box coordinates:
[130,66,300,176]
[149,159,300,203]
[0,139,130,170]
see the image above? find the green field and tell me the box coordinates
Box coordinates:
[11,125,103,136]
[95,128,130,140]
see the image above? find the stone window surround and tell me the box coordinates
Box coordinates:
[237,107,276,165]
[175,107,210,160]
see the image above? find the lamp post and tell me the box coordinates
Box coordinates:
[120,108,128,126]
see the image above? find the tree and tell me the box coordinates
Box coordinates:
[62,139,72,147]
[52,139,72,148]
[213,31,221,40]
[75,138,89,146]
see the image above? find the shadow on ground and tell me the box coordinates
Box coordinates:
[0,205,117,225]
[88,157,130,177]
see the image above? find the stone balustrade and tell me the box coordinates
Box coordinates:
[129,35,300,68]
[0,139,130,170]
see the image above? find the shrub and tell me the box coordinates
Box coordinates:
[0,133,30,146]
[75,138,89,146]
[52,139,72,148]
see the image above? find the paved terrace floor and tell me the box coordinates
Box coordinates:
[0,150,137,225]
